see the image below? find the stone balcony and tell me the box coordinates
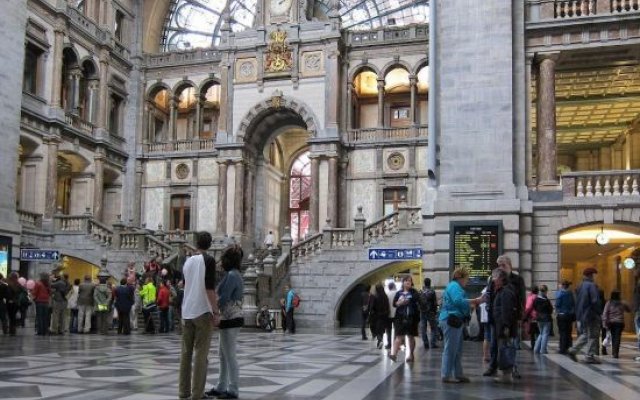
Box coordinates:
[346,24,428,47]
[528,0,640,21]
[347,125,427,144]
[143,138,216,154]
[561,169,640,199]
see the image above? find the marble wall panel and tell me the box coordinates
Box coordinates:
[197,186,217,233]
[198,158,219,182]
[319,159,328,227]
[146,161,165,184]
[351,150,376,174]
[144,188,165,231]
[351,180,377,224]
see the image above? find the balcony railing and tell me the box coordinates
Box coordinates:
[347,125,427,143]
[561,170,640,197]
[65,113,94,136]
[145,49,222,68]
[144,138,216,153]
[529,0,640,21]
[17,209,42,229]
[347,24,428,46]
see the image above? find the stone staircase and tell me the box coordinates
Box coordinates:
[242,206,423,329]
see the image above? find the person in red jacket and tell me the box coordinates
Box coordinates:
[31,273,51,335]
[157,280,171,333]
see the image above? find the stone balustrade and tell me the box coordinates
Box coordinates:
[398,206,422,228]
[66,6,107,42]
[65,113,94,136]
[17,210,42,229]
[561,170,640,197]
[347,24,428,46]
[348,126,427,143]
[325,228,356,248]
[291,233,323,263]
[55,214,91,232]
[145,49,221,68]
[365,212,400,246]
[529,0,640,21]
[88,219,113,246]
[144,138,216,153]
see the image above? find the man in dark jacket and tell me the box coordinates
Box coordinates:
[50,273,70,334]
[633,273,640,361]
[484,255,526,377]
[568,267,602,364]
[491,269,518,383]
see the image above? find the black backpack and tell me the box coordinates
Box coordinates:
[418,288,436,313]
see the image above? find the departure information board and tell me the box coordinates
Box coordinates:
[450,221,502,285]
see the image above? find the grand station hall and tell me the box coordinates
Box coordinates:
[0,0,640,399]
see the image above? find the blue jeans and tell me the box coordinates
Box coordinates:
[534,321,551,354]
[439,320,464,379]
[217,327,241,396]
[420,312,438,347]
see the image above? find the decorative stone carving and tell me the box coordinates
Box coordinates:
[175,163,190,180]
[235,58,257,82]
[387,152,405,171]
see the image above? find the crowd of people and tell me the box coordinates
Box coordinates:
[359,254,640,385]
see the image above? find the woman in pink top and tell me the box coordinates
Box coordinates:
[522,286,539,350]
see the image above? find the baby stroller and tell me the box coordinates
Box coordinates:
[258,306,275,332]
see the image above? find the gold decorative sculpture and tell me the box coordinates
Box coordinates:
[265,30,292,73]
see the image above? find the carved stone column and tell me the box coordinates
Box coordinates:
[243,165,254,234]
[194,95,205,139]
[233,161,245,235]
[168,97,177,141]
[93,151,105,221]
[525,55,534,187]
[217,161,228,234]
[51,22,65,109]
[310,156,320,233]
[96,51,110,130]
[536,53,559,187]
[134,161,143,226]
[346,82,354,130]
[44,138,59,219]
[377,78,385,128]
[327,156,338,228]
[218,61,229,141]
[71,69,82,113]
[409,74,418,125]
[87,79,99,123]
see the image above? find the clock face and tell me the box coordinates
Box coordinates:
[595,232,609,246]
[623,257,636,270]
[270,0,293,17]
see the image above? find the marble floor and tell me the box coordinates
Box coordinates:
[0,329,638,400]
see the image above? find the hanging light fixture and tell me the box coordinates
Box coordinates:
[595,226,610,246]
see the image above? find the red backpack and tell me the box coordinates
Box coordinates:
[292,293,301,308]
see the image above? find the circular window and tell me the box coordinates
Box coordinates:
[387,152,405,171]
[176,163,190,179]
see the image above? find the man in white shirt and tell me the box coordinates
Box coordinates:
[385,281,398,349]
[178,232,219,400]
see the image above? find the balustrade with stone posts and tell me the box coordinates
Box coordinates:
[347,126,427,143]
[144,139,216,153]
[561,170,640,198]
[17,210,42,229]
[530,0,640,20]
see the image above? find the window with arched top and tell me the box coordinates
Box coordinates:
[289,151,311,243]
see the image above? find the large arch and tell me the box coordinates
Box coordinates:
[236,94,321,143]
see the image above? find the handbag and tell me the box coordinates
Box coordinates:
[602,330,611,347]
[498,342,516,369]
[447,314,463,328]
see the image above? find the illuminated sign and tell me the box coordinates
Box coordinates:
[0,236,11,278]
[450,221,502,285]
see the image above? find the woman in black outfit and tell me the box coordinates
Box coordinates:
[369,283,391,349]
[390,276,420,362]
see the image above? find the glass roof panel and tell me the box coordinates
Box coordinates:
[162,0,427,51]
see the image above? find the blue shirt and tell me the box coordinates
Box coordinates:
[285,289,295,312]
[438,280,470,321]
[555,288,575,315]
[217,269,244,308]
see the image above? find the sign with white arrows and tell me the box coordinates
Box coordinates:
[20,249,60,261]
[368,248,423,261]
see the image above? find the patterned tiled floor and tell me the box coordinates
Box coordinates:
[0,329,638,399]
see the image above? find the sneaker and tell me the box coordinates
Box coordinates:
[482,368,497,377]
[388,354,397,362]
[205,388,223,397]
[216,392,239,399]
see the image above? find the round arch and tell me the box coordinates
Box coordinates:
[146,82,172,99]
[62,46,81,66]
[348,64,380,83]
[411,58,429,76]
[172,79,198,95]
[381,60,412,78]
[198,77,221,95]
[236,95,321,143]
[79,57,100,78]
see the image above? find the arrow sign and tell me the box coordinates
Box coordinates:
[368,248,423,261]
[20,249,61,261]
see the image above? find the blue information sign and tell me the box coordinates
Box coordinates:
[368,248,423,260]
[20,249,60,261]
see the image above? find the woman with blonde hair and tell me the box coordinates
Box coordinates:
[439,267,484,383]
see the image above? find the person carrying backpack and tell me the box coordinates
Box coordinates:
[533,285,553,354]
[418,277,439,349]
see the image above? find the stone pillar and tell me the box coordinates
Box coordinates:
[51,22,65,109]
[134,161,143,226]
[377,78,385,128]
[536,53,559,187]
[93,152,104,221]
[87,79,99,123]
[310,156,320,233]
[194,95,204,139]
[96,51,109,131]
[168,97,177,141]
[44,138,59,219]
[243,165,254,234]
[525,55,534,186]
[324,45,340,136]
[233,161,245,235]
[346,83,354,130]
[218,62,229,141]
[327,156,338,228]
[217,161,228,234]
[409,74,418,125]
[71,69,82,113]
